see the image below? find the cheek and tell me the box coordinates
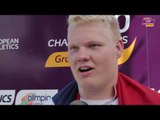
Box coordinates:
[68,55,72,63]
[96,50,116,65]
[68,54,76,65]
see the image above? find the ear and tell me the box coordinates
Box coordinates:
[116,39,124,59]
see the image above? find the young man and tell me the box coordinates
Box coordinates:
[52,15,160,105]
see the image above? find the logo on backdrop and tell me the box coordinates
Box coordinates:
[15,89,58,105]
[142,17,155,27]
[0,38,19,50]
[0,90,16,105]
[45,52,69,67]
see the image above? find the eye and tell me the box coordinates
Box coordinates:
[89,44,99,49]
[69,46,79,51]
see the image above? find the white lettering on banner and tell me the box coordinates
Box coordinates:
[0,38,19,50]
[114,15,130,33]
[48,38,67,47]
[0,90,16,105]
[115,15,130,44]
[122,36,128,44]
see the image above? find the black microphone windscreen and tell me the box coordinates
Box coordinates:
[70,100,88,105]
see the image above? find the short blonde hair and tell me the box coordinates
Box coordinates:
[67,15,121,41]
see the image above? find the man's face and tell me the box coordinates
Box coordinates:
[67,22,122,88]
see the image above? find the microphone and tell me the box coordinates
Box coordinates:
[70,100,88,105]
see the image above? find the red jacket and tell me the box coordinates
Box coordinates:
[117,72,160,105]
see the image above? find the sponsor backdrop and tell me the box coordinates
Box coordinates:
[0,15,160,105]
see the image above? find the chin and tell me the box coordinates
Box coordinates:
[79,78,98,86]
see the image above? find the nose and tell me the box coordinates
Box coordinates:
[77,48,90,62]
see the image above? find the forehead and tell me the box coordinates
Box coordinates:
[68,22,111,42]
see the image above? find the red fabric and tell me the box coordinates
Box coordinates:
[117,72,160,105]
[76,92,80,100]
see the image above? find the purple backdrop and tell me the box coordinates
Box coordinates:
[0,15,160,104]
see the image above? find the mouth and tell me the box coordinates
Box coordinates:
[78,66,94,73]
